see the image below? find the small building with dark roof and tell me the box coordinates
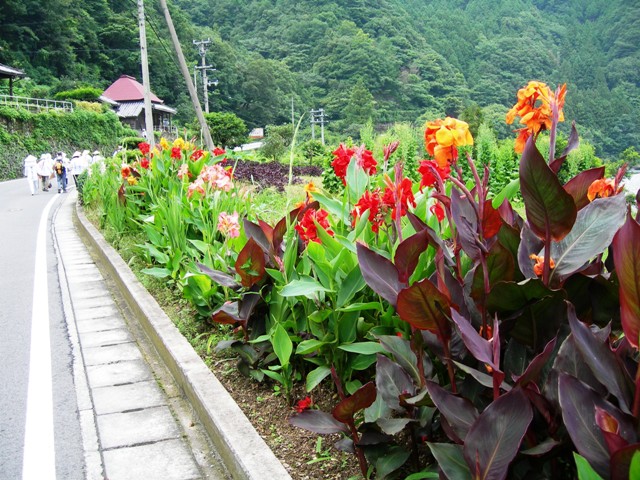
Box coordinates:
[101,75,176,133]
[0,63,26,96]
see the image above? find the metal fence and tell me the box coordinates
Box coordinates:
[0,95,73,113]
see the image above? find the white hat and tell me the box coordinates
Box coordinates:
[93,150,100,155]
[72,151,81,158]
[82,150,90,155]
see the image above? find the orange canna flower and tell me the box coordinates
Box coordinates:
[424,117,473,166]
[506,81,566,153]
[530,254,555,276]
[304,181,318,194]
[587,178,616,202]
[126,175,138,186]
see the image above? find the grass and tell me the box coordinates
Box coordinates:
[250,175,321,224]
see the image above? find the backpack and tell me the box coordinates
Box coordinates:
[54,160,64,175]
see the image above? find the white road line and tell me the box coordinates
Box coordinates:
[22,194,59,480]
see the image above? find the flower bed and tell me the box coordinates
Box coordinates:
[82,81,640,480]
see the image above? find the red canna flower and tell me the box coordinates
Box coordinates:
[331,144,355,184]
[140,157,150,169]
[382,175,416,220]
[138,142,150,155]
[430,202,445,222]
[121,164,131,179]
[418,159,451,190]
[352,189,384,233]
[190,149,205,161]
[295,209,334,245]
[295,396,313,413]
[354,145,377,176]
[213,147,226,156]
[171,147,182,159]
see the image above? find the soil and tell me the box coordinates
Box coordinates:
[208,356,362,480]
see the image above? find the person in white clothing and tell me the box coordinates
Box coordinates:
[91,150,104,165]
[36,153,54,192]
[70,151,88,186]
[23,154,39,195]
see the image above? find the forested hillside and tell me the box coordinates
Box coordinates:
[1,0,638,158]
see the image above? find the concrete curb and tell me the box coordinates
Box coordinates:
[73,204,292,480]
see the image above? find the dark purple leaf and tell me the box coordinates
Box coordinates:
[373,446,411,479]
[612,213,640,349]
[471,242,515,303]
[567,303,632,413]
[375,354,414,411]
[356,242,402,307]
[550,194,627,281]
[375,335,420,384]
[463,388,533,480]
[210,302,242,326]
[611,443,640,480]
[519,136,577,241]
[558,374,613,477]
[334,437,355,453]
[333,382,377,424]
[482,200,503,239]
[428,443,472,480]
[197,263,240,288]
[450,188,482,261]
[549,121,580,173]
[396,279,451,339]
[235,238,266,288]
[243,219,270,253]
[272,205,303,254]
[238,290,261,320]
[563,167,605,211]
[407,212,454,266]
[395,229,431,283]
[514,337,557,387]
[289,410,349,434]
[450,310,494,369]
[426,381,479,442]
[521,438,560,456]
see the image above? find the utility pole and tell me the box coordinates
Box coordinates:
[137,0,155,149]
[158,0,214,150]
[310,108,326,145]
[193,39,215,113]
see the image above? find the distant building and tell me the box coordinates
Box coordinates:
[0,63,25,97]
[248,128,264,139]
[101,75,176,134]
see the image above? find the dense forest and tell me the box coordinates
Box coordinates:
[1,0,638,159]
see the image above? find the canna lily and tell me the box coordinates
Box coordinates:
[126,175,138,186]
[138,142,150,155]
[140,157,150,169]
[177,163,190,180]
[295,208,334,245]
[587,178,616,202]
[217,211,241,238]
[530,254,555,276]
[418,159,451,190]
[382,174,416,220]
[352,189,385,233]
[121,164,131,179]
[506,81,566,153]
[159,137,170,150]
[171,147,182,160]
[190,149,205,161]
[424,117,473,166]
[430,201,445,222]
[295,396,313,413]
[172,137,186,149]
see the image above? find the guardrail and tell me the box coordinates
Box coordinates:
[0,95,73,113]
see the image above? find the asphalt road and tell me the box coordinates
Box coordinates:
[0,178,84,479]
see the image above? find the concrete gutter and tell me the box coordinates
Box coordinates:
[74,204,292,480]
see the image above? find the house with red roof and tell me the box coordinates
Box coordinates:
[101,75,176,134]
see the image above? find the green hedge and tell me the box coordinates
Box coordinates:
[0,106,136,180]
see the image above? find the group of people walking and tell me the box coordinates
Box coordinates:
[23,150,103,195]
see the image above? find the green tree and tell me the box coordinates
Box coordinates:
[203,112,247,148]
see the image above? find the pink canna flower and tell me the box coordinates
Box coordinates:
[217,212,240,238]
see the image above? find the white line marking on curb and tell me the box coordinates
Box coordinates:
[22,194,58,480]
